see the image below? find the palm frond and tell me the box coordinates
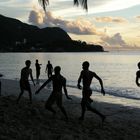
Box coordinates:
[38,0,49,11]
[74,0,88,11]
[39,0,88,11]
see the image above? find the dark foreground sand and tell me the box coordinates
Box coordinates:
[0,79,140,140]
[0,94,140,140]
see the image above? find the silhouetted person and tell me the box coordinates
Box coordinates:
[0,81,1,96]
[136,62,140,87]
[35,66,72,120]
[0,74,3,96]
[17,60,35,104]
[35,59,42,83]
[45,60,53,78]
[77,61,106,123]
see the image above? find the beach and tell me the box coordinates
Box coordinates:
[1,1,140,139]
[0,79,140,140]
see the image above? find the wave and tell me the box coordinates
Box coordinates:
[4,78,140,100]
[67,82,140,100]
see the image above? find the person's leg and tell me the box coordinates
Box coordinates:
[28,89,32,104]
[36,71,39,84]
[47,72,50,78]
[17,90,24,104]
[50,72,52,77]
[45,94,56,114]
[38,71,40,80]
[37,71,40,80]
[45,102,56,114]
[79,98,86,120]
[86,103,105,123]
[58,105,68,120]
[0,81,1,96]
[36,70,38,80]
[57,99,68,120]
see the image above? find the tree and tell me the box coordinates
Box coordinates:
[38,0,88,11]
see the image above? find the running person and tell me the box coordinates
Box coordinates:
[77,61,106,122]
[36,66,71,120]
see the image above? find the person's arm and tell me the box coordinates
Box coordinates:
[136,71,140,86]
[63,79,72,100]
[77,71,82,89]
[94,73,105,96]
[35,77,52,94]
[30,69,35,86]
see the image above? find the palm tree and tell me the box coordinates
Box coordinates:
[38,0,88,11]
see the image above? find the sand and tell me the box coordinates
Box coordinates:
[0,78,140,140]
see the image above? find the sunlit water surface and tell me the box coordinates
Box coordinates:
[0,51,140,100]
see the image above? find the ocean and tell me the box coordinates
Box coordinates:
[0,51,140,100]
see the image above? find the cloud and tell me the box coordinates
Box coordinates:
[0,0,11,2]
[100,33,128,47]
[94,16,127,23]
[0,0,34,7]
[136,16,140,19]
[28,10,103,35]
[44,0,140,17]
[28,10,45,24]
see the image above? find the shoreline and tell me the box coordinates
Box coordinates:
[0,51,107,53]
[1,78,140,108]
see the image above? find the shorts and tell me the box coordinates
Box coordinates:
[81,88,93,106]
[82,88,92,99]
[20,80,31,91]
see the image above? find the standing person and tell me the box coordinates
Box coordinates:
[136,62,140,87]
[35,66,72,120]
[77,61,106,122]
[45,60,53,78]
[35,59,42,83]
[17,60,35,104]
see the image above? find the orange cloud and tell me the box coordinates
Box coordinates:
[94,16,127,23]
[136,16,140,19]
[28,10,104,35]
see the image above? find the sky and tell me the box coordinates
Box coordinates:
[0,0,140,49]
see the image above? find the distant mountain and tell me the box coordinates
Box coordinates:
[0,14,71,47]
[0,15,104,52]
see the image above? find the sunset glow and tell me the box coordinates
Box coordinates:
[0,0,140,49]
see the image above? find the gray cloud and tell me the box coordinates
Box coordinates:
[100,33,128,47]
[28,10,41,25]
[0,0,11,2]
[28,10,103,35]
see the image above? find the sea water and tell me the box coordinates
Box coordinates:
[0,51,140,100]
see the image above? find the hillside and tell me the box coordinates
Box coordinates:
[0,15,104,52]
